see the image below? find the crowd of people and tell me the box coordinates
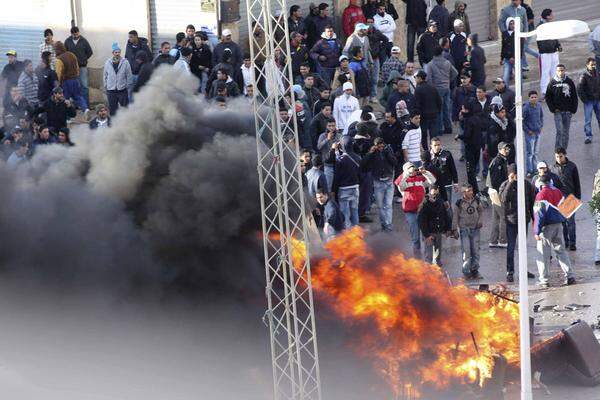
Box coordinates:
[2,0,600,288]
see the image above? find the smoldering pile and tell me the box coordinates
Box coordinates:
[0,68,263,296]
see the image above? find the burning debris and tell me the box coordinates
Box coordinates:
[290,227,521,396]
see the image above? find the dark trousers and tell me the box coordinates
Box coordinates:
[506,222,518,273]
[107,90,129,116]
[406,25,425,63]
[562,214,576,247]
[465,147,480,194]
[62,78,87,110]
[359,171,373,217]
[420,116,439,151]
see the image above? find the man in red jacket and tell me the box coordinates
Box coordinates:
[342,0,366,38]
[395,161,436,256]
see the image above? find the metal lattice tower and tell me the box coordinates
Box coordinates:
[245,0,322,399]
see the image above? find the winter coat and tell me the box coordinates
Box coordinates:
[500,30,524,61]
[416,31,439,65]
[342,5,366,37]
[429,5,450,36]
[545,76,578,114]
[500,179,534,225]
[448,1,471,35]
[41,97,76,130]
[124,37,152,75]
[395,170,436,212]
[35,65,58,103]
[290,44,310,77]
[423,149,458,189]
[190,44,212,79]
[459,112,485,151]
[468,39,486,86]
[533,186,566,234]
[414,81,442,120]
[380,119,405,160]
[288,16,306,36]
[387,90,416,114]
[551,159,581,199]
[103,57,132,91]
[418,195,451,236]
[452,84,476,121]
[89,117,111,130]
[310,38,342,69]
[212,41,243,69]
[64,36,93,66]
[577,69,600,103]
[425,55,458,91]
[488,86,515,116]
[361,146,397,180]
[488,154,508,191]
[402,0,427,28]
[332,151,361,193]
[486,117,515,159]
[367,28,389,60]
[314,15,334,39]
[450,31,468,72]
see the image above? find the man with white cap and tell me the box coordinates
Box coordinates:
[381,46,405,83]
[333,82,360,134]
[212,29,243,70]
[342,23,373,66]
[449,19,468,77]
[310,26,342,86]
[332,55,356,91]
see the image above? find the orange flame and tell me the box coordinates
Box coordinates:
[289,227,520,395]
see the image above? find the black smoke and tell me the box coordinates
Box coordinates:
[0,68,263,296]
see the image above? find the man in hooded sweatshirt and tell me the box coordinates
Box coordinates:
[310,26,341,87]
[103,42,132,115]
[545,64,578,150]
[54,41,88,115]
[448,1,470,36]
[333,82,360,134]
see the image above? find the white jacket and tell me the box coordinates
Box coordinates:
[373,13,396,43]
[333,93,360,133]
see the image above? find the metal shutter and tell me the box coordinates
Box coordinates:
[0,0,47,70]
[150,0,218,52]
[463,0,491,42]
[533,0,600,23]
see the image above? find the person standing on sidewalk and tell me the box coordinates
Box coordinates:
[552,147,581,251]
[533,175,575,288]
[361,137,397,232]
[522,90,543,178]
[418,184,452,266]
[397,162,436,257]
[499,163,536,282]
[545,64,578,150]
[454,183,482,278]
[577,57,600,144]
[64,27,93,107]
[401,0,427,63]
[425,47,458,137]
[537,9,561,98]
[487,142,510,248]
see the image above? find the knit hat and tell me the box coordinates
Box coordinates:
[95,103,108,113]
[339,55,349,62]
[111,42,121,52]
[342,82,353,91]
[453,19,464,28]
[402,162,415,173]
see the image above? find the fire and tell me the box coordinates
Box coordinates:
[289,227,520,395]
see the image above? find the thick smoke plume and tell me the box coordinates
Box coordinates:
[0,68,263,294]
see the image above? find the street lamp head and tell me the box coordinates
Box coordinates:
[533,20,590,40]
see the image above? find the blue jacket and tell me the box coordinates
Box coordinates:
[310,38,342,68]
[523,101,543,134]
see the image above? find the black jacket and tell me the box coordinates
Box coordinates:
[488,86,515,116]
[416,31,439,65]
[545,76,578,114]
[125,37,152,75]
[3,98,32,120]
[35,66,58,103]
[500,31,523,61]
[42,98,76,131]
[380,120,405,162]
[460,111,485,151]
[402,0,427,27]
[418,195,451,236]
[423,149,458,189]
[488,154,508,191]
[387,90,415,114]
[153,53,175,67]
[429,5,450,36]
[499,179,534,225]
[577,69,600,103]
[368,28,389,60]
[331,151,361,193]
[450,32,468,72]
[134,61,154,92]
[361,147,397,180]
[551,159,581,199]
[414,81,442,119]
[288,16,306,36]
[468,36,486,86]
[537,20,561,54]
[89,117,111,130]
[486,118,515,160]
[64,36,93,66]
[191,44,212,80]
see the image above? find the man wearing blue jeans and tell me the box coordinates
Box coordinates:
[523,90,543,176]
[64,27,93,107]
[361,137,397,231]
[424,47,457,136]
[331,137,361,228]
[577,57,600,144]
[453,184,483,278]
[545,64,578,149]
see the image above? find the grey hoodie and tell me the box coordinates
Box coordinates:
[103,57,132,91]
[424,55,458,91]
[498,4,527,33]
[453,196,483,229]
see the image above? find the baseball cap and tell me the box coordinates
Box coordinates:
[342,82,353,91]
[493,77,505,84]
[222,28,232,37]
[355,23,368,31]
[537,161,548,169]
[402,162,416,173]
[339,55,349,62]
[6,50,17,56]
[391,46,401,53]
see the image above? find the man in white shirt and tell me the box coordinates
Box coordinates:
[402,61,417,94]
[333,82,360,134]
[173,47,192,74]
[402,111,424,167]
[373,4,396,43]
[240,54,254,95]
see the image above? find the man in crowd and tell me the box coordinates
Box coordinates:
[424,137,458,210]
[361,137,397,231]
[154,41,174,66]
[489,77,515,118]
[487,142,511,248]
[552,147,581,251]
[89,103,111,130]
[396,161,436,256]
[306,155,328,198]
[103,43,132,115]
[538,9,561,98]
[2,50,24,107]
[64,27,93,105]
[317,119,339,191]
[425,46,457,136]
[545,64,578,150]
[174,47,193,75]
[416,20,440,66]
[523,90,543,177]
[331,136,361,228]
[499,163,536,282]
[314,3,334,39]
[40,28,56,69]
[418,184,451,266]
[381,46,404,84]
[532,161,562,193]
[450,19,468,77]
[3,87,32,126]
[414,70,441,151]
[310,26,341,86]
[212,29,243,71]
[373,3,397,44]
[387,78,415,114]
[401,110,423,166]
[17,60,39,108]
[534,175,575,288]
[333,82,360,134]
[449,1,470,35]
[124,30,152,102]
[402,0,427,62]
[342,0,366,38]
[54,41,88,115]
[429,0,450,36]
[36,51,58,104]
[467,33,486,87]
[577,57,600,144]
[380,111,405,166]
[402,61,417,93]
[41,87,76,131]
[315,189,345,241]
[453,183,483,279]
[288,5,306,36]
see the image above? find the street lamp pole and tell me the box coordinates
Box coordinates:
[513,17,589,400]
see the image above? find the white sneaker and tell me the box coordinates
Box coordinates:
[497,242,508,248]
[489,242,498,248]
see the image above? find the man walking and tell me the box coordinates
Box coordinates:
[577,58,600,144]
[453,183,483,278]
[533,175,575,288]
[545,64,578,149]
[331,136,361,228]
[423,137,458,209]
[361,137,397,231]
[401,0,427,63]
[487,142,511,248]
[103,43,132,115]
[418,184,452,266]
[552,147,581,251]
[414,70,441,151]
[424,47,457,136]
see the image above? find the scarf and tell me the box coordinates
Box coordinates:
[491,112,508,130]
